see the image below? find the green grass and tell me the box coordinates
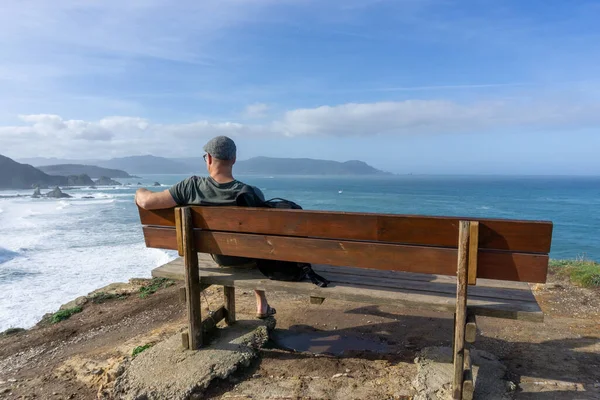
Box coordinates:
[139,277,175,299]
[89,291,128,304]
[132,344,153,357]
[51,306,82,324]
[549,258,600,288]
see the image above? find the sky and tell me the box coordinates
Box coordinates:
[1,0,600,174]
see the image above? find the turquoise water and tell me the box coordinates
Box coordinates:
[1,174,599,330]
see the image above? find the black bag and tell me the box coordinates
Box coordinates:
[235,190,330,287]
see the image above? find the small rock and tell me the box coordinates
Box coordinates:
[251,373,262,378]
[594,382,600,388]
[506,381,517,391]
[332,373,344,379]
[91,368,104,375]
[269,375,274,379]
[345,369,351,373]
[7,379,17,383]
[53,392,58,395]
[1,388,11,394]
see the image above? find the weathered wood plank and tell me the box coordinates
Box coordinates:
[453,221,469,400]
[312,264,537,291]
[181,332,189,350]
[465,313,477,343]
[182,207,202,350]
[310,296,325,305]
[138,206,553,253]
[224,286,236,325]
[152,258,544,322]
[175,206,184,257]
[468,221,479,285]
[309,268,537,302]
[463,348,474,400]
[143,226,549,283]
[201,306,227,334]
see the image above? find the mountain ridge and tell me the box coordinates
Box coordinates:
[37,164,132,178]
[14,155,390,176]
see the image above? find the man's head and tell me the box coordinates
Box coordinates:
[203,136,236,177]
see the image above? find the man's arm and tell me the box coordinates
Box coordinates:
[135,188,178,210]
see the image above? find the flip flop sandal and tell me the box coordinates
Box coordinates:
[256,305,276,319]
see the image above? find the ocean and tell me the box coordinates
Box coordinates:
[1,174,599,331]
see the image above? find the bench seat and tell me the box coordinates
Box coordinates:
[152,253,543,322]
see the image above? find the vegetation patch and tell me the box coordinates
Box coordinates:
[139,277,175,299]
[1,327,26,336]
[51,306,82,324]
[132,344,153,357]
[549,259,600,288]
[89,291,128,304]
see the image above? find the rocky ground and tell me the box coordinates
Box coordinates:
[0,269,598,399]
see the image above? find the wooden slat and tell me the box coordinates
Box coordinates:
[453,221,470,400]
[152,257,544,322]
[224,286,236,325]
[465,313,477,343]
[312,264,536,290]
[463,348,474,400]
[142,226,549,283]
[175,206,184,256]
[181,332,189,350]
[468,221,479,285]
[138,206,552,253]
[310,296,325,305]
[311,270,536,302]
[201,306,227,334]
[182,208,202,350]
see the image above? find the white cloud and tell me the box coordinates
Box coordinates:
[275,98,600,136]
[2,95,600,159]
[243,103,270,118]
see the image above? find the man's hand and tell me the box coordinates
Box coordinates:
[135,188,177,210]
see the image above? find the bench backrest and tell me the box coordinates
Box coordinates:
[138,206,552,283]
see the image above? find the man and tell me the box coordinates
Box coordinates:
[135,136,275,319]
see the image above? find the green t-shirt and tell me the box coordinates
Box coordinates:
[168,176,265,266]
[169,176,265,206]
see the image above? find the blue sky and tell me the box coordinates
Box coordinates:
[1,0,600,174]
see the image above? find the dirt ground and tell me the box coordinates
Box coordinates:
[0,269,598,400]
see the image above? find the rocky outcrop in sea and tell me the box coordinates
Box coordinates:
[95,176,122,186]
[45,186,72,198]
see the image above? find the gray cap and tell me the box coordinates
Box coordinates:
[203,136,237,160]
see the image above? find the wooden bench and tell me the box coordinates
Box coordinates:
[138,205,552,400]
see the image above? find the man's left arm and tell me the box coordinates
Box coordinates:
[135,188,177,210]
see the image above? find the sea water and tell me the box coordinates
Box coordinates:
[1,174,599,331]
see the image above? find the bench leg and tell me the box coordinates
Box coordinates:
[453,221,470,399]
[181,207,202,350]
[224,286,236,325]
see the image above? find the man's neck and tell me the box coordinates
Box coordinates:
[210,171,235,184]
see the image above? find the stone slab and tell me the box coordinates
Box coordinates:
[113,317,275,400]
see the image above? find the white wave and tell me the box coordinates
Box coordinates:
[56,200,72,210]
[0,241,176,331]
